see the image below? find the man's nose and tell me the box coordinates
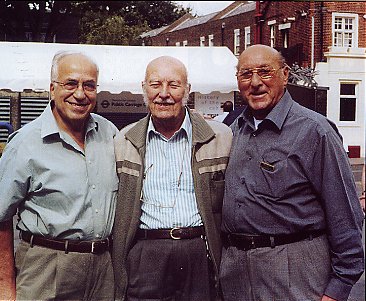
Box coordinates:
[73,84,86,99]
[250,72,263,86]
[159,84,170,98]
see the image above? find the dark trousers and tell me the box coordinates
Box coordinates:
[219,235,331,301]
[126,237,215,301]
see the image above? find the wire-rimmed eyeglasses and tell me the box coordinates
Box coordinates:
[236,66,285,82]
[53,80,98,92]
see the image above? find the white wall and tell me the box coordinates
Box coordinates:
[315,47,366,158]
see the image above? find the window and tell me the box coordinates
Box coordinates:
[270,25,276,47]
[208,34,214,47]
[268,20,276,48]
[200,36,205,47]
[244,26,251,49]
[175,41,180,47]
[332,13,358,47]
[234,29,240,55]
[283,30,289,48]
[339,83,357,121]
[183,40,188,47]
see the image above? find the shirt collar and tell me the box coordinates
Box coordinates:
[238,90,293,131]
[40,101,98,139]
[147,107,192,143]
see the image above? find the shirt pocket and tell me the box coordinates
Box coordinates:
[253,150,288,198]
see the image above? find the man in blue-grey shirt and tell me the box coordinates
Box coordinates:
[0,51,118,300]
[220,44,364,301]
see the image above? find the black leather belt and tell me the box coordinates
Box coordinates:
[223,229,326,250]
[136,226,205,240]
[20,231,112,254]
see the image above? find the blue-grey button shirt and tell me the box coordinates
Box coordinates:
[0,103,119,240]
[222,91,364,300]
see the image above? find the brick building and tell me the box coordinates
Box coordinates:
[141,1,366,157]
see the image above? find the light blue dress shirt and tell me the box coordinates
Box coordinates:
[140,109,203,229]
[0,103,119,240]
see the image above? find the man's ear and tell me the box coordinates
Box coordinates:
[283,66,290,85]
[50,82,55,100]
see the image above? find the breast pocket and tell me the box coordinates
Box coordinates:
[253,150,288,198]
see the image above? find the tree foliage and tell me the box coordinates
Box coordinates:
[0,1,189,44]
[0,1,74,42]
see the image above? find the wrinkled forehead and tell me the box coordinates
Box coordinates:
[238,47,282,69]
[145,57,188,83]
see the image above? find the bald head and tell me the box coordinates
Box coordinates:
[145,56,188,85]
[237,45,285,72]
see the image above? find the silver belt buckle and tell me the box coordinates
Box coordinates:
[170,227,181,240]
[91,241,96,253]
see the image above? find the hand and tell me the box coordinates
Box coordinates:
[321,295,337,301]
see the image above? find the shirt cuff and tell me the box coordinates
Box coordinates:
[324,277,354,301]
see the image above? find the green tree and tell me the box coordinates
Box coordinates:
[80,11,149,45]
[0,1,74,42]
[77,1,190,45]
[0,1,189,44]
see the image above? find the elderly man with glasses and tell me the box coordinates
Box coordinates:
[0,51,118,300]
[220,44,364,301]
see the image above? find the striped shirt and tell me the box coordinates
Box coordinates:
[140,110,203,229]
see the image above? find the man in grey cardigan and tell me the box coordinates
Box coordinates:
[113,56,232,300]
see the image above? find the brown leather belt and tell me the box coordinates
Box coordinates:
[223,229,326,250]
[136,226,205,240]
[20,231,112,254]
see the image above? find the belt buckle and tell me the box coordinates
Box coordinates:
[170,227,181,240]
[91,241,96,254]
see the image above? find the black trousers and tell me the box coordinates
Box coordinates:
[126,237,215,301]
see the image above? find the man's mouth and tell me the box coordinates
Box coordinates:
[251,91,267,98]
[67,101,89,107]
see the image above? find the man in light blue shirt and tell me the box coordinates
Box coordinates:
[0,51,118,300]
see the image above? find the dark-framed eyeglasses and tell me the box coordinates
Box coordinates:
[236,66,285,82]
[53,80,98,92]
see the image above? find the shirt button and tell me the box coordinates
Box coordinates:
[248,157,252,161]
[88,160,92,164]
[252,133,256,137]
[96,234,101,238]
[95,209,99,213]
[92,184,96,189]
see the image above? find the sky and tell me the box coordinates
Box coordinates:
[174,1,235,16]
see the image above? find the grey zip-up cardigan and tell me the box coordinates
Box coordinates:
[112,108,233,300]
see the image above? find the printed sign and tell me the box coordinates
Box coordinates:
[194,92,234,115]
[96,92,148,113]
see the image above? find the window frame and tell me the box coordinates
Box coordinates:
[332,12,358,48]
[234,29,240,55]
[200,36,205,47]
[244,26,251,49]
[339,81,359,124]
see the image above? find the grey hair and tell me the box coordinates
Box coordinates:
[50,51,99,81]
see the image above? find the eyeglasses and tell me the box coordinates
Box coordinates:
[53,80,98,92]
[236,66,284,82]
